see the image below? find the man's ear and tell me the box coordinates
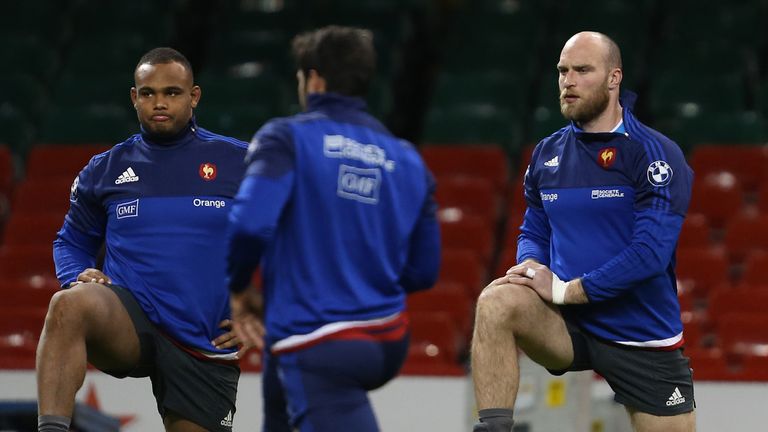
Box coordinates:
[130,87,138,108]
[191,85,201,108]
[608,68,622,90]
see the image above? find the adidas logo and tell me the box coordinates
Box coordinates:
[544,156,559,167]
[665,387,686,406]
[115,167,139,185]
[220,410,233,427]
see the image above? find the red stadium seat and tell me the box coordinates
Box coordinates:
[685,347,732,381]
[723,213,768,263]
[438,248,485,297]
[1,212,63,248]
[494,248,518,280]
[440,216,494,264]
[407,282,473,337]
[707,288,768,321]
[421,145,509,192]
[677,213,711,249]
[436,177,500,226]
[715,314,768,358]
[0,245,58,287]
[0,307,48,369]
[0,280,57,308]
[11,177,74,215]
[755,185,768,213]
[688,144,768,193]
[688,171,744,229]
[25,144,110,180]
[675,247,729,298]
[740,355,768,381]
[408,311,462,362]
[739,251,768,288]
[516,143,535,179]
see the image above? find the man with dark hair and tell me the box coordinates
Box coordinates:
[471,32,696,432]
[226,26,441,432]
[36,47,253,432]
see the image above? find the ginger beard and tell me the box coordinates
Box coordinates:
[560,76,610,124]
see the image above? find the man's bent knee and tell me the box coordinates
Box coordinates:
[45,284,123,335]
[477,283,542,324]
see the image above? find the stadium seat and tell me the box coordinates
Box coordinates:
[688,171,744,229]
[688,144,768,193]
[25,144,111,180]
[754,185,768,213]
[682,316,703,347]
[11,177,73,215]
[648,73,744,119]
[707,288,768,321]
[715,314,768,358]
[431,71,529,117]
[440,216,495,265]
[502,210,525,250]
[1,213,63,248]
[678,213,711,248]
[684,347,732,381]
[435,177,499,226]
[421,145,509,193]
[723,213,768,263]
[405,311,464,370]
[494,249,517,280]
[740,355,768,381]
[0,307,48,369]
[0,245,58,288]
[407,281,473,337]
[0,280,57,309]
[438,248,484,298]
[37,106,135,145]
[675,247,729,298]
[422,106,522,153]
[739,251,768,288]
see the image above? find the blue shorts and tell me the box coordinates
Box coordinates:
[262,334,409,432]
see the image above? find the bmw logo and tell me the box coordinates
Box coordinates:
[647,160,673,187]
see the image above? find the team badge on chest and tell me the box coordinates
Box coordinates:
[199,163,217,181]
[597,147,617,168]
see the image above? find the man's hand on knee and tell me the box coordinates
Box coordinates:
[506,263,589,305]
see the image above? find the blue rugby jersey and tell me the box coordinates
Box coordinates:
[518,92,693,348]
[227,93,441,347]
[54,120,248,356]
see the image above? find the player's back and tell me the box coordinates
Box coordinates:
[263,94,432,341]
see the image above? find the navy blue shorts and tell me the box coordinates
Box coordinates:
[102,284,240,431]
[549,326,695,416]
[262,334,409,432]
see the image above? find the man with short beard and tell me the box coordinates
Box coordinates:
[470,32,696,432]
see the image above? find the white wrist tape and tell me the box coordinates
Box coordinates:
[551,273,568,305]
[525,268,536,279]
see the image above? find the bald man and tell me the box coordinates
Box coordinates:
[470,32,695,432]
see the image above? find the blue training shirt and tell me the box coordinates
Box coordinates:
[518,91,693,348]
[54,120,248,356]
[227,93,441,347]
